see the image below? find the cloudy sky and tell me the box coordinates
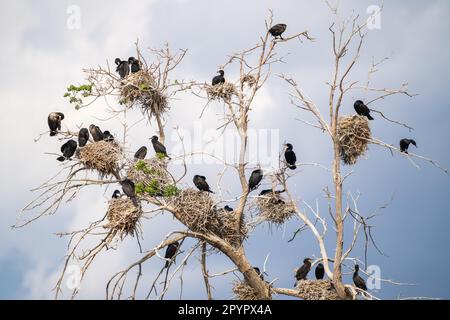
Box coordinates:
[1,0,449,300]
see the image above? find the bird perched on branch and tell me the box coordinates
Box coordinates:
[78,128,89,147]
[295,258,312,283]
[150,136,170,159]
[112,190,121,199]
[164,241,180,268]
[57,140,77,162]
[48,112,65,137]
[400,139,417,154]
[121,179,138,206]
[253,267,264,281]
[115,58,130,79]
[353,265,367,291]
[128,57,141,73]
[284,143,297,170]
[134,146,147,160]
[269,24,287,39]
[248,169,263,192]
[103,131,114,142]
[354,100,374,120]
[212,70,225,86]
[223,205,234,212]
[193,175,214,193]
[315,263,325,280]
[89,124,104,142]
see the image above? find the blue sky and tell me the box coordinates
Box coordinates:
[0,0,449,300]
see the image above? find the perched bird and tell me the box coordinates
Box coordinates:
[223,205,234,212]
[164,241,180,268]
[134,146,147,160]
[259,189,285,204]
[57,139,77,162]
[89,124,104,142]
[259,189,285,196]
[353,265,367,291]
[400,139,417,154]
[121,179,138,205]
[112,190,121,199]
[295,258,312,282]
[103,131,114,142]
[150,136,170,159]
[354,100,374,120]
[212,70,225,86]
[269,24,287,39]
[253,267,264,281]
[78,128,89,147]
[284,143,297,170]
[248,169,263,192]
[115,58,130,79]
[48,112,65,136]
[315,263,325,280]
[193,175,214,193]
[128,57,141,73]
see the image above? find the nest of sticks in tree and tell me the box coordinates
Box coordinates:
[296,280,340,300]
[255,193,296,226]
[240,74,257,88]
[105,198,142,238]
[78,140,121,177]
[119,70,169,116]
[232,281,259,300]
[338,115,371,165]
[206,83,237,101]
[169,189,247,246]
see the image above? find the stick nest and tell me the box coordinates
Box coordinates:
[119,70,169,116]
[78,141,121,177]
[169,189,247,246]
[297,280,340,300]
[338,115,371,165]
[127,159,174,197]
[206,83,236,101]
[240,74,257,87]
[255,194,296,226]
[105,198,142,238]
[232,281,259,300]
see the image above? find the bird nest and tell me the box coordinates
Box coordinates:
[127,159,173,197]
[206,83,236,101]
[119,70,169,116]
[169,189,247,246]
[255,195,296,226]
[105,198,142,238]
[232,281,259,300]
[240,74,257,88]
[338,115,371,165]
[297,280,340,300]
[78,141,121,177]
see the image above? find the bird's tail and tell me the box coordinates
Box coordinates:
[50,131,57,137]
[208,190,215,194]
[57,156,65,162]
[368,114,374,121]
[165,260,169,268]
[131,196,139,207]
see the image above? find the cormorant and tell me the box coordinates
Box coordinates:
[150,136,170,159]
[223,205,234,212]
[212,70,225,86]
[259,189,285,196]
[164,241,180,268]
[253,267,264,281]
[248,169,263,192]
[284,143,297,170]
[354,100,374,120]
[103,131,114,142]
[295,258,312,282]
[353,265,367,291]
[115,58,130,79]
[400,139,417,154]
[269,24,287,39]
[193,175,214,193]
[48,112,65,136]
[57,139,77,162]
[121,179,138,206]
[112,190,121,199]
[128,57,141,73]
[89,124,104,142]
[134,146,147,160]
[315,263,325,280]
[78,128,89,147]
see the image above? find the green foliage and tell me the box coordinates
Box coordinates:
[64,83,93,110]
[135,160,157,175]
[156,153,166,161]
[135,182,146,195]
[162,185,181,197]
[145,180,161,196]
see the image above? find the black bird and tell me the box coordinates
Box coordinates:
[353,265,367,291]
[354,100,374,120]
[164,241,180,268]
[253,267,264,281]
[134,146,147,160]
[315,263,325,280]
[121,179,138,206]
[223,205,234,212]
[193,175,214,193]
[400,139,417,154]
[128,57,141,73]
[295,258,312,282]
[212,70,225,86]
[269,24,287,39]
[78,128,89,147]
[150,136,170,159]
[48,112,65,136]
[115,58,130,79]
[103,131,114,142]
[248,169,263,192]
[112,190,121,199]
[284,143,297,170]
[57,139,77,162]
[259,189,285,196]
[89,124,104,142]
